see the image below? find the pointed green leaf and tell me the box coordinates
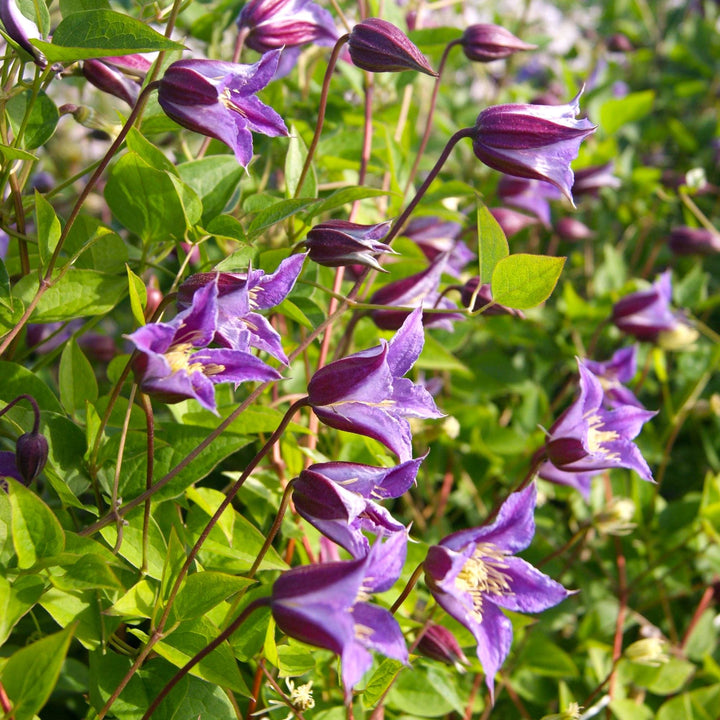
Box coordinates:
[35,190,62,268]
[477,204,509,283]
[126,264,147,326]
[285,124,316,198]
[491,253,565,309]
[5,90,59,149]
[171,571,254,622]
[59,338,98,416]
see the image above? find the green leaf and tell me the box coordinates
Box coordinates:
[285,124,316,198]
[0,361,63,413]
[277,640,317,676]
[0,143,37,162]
[0,258,12,311]
[5,90,59,149]
[35,191,62,267]
[205,214,248,243]
[168,174,203,228]
[247,198,317,240]
[105,151,191,242]
[126,127,178,175]
[7,478,65,568]
[50,553,122,592]
[60,0,111,15]
[178,156,244,223]
[656,685,720,720]
[63,215,128,273]
[100,514,168,580]
[599,90,655,135]
[491,254,565,309]
[609,698,654,720]
[109,579,157,619]
[477,204,509,283]
[59,338,98,416]
[0,575,46,645]
[0,625,74,720]
[171,571,253,622]
[386,664,457,717]
[126,264,147,326]
[12,268,127,322]
[16,0,51,37]
[302,186,391,220]
[363,658,405,707]
[416,332,472,376]
[514,634,579,678]
[32,10,183,63]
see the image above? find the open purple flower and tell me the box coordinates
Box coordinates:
[157,51,288,167]
[271,531,409,699]
[612,270,697,348]
[308,308,443,462]
[293,456,424,557]
[489,207,539,237]
[304,220,394,271]
[127,279,281,413]
[584,346,643,409]
[369,254,463,331]
[542,359,656,481]
[401,217,474,278]
[472,91,596,202]
[424,484,570,700]
[177,254,305,364]
[237,0,338,54]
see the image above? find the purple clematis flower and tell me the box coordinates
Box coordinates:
[157,51,288,167]
[424,484,570,700]
[668,226,720,256]
[271,531,409,699]
[127,279,281,413]
[177,254,306,364]
[572,161,621,197]
[584,346,644,409]
[0,0,45,65]
[304,220,395,272]
[537,461,600,500]
[308,308,444,462]
[612,270,697,348]
[369,254,463,331]
[497,176,562,227]
[460,23,537,63]
[401,217,474,278]
[237,0,338,54]
[542,359,656,481]
[488,207,539,237]
[293,456,424,557]
[472,91,596,203]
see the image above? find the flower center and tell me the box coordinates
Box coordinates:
[220,87,248,117]
[454,543,512,622]
[585,414,620,459]
[165,343,205,374]
[288,680,315,711]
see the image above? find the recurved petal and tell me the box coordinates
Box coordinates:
[363,529,408,592]
[391,377,444,419]
[351,602,408,663]
[252,253,306,308]
[190,348,281,384]
[471,602,514,703]
[171,280,218,348]
[237,93,288,138]
[490,556,570,613]
[386,307,425,376]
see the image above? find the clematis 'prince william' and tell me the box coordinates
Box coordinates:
[307,308,443,461]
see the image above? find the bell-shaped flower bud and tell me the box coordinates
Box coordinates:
[416,624,469,671]
[82,55,152,107]
[624,637,669,667]
[668,226,720,255]
[0,0,46,65]
[304,219,394,271]
[460,23,536,63]
[554,216,595,241]
[472,91,596,202]
[15,431,48,484]
[348,18,437,76]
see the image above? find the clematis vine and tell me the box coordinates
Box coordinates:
[541,359,656,481]
[271,531,409,699]
[424,484,570,700]
[307,308,443,462]
[157,51,288,167]
[127,279,281,413]
[293,456,424,557]
[177,254,306,364]
[472,91,596,202]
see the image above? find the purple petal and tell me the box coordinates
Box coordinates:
[351,602,408,662]
[490,556,570,613]
[363,530,408,593]
[190,348,281,384]
[386,307,425,376]
[252,254,307,309]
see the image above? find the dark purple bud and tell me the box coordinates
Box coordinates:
[606,33,634,52]
[31,171,54,194]
[554,216,595,241]
[460,277,524,317]
[489,207,539,237]
[545,436,590,468]
[472,91,596,202]
[82,55,151,107]
[237,0,338,54]
[15,432,48,484]
[460,23,536,63]
[0,0,46,66]
[348,18,438,76]
[668,226,720,255]
[305,219,394,271]
[417,624,469,670]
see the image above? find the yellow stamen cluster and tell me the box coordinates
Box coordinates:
[165,343,205,374]
[454,543,512,622]
[585,413,620,460]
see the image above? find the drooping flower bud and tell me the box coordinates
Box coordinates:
[0,0,46,66]
[668,226,720,255]
[606,33,634,52]
[14,431,48,484]
[348,18,437,76]
[460,23,536,63]
[624,637,669,667]
[554,216,595,241]
[82,54,152,107]
[472,91,596,202]
[304,219,394,271]
[489,207,539,237]
[416,624,469,671]
[594,497,637,536]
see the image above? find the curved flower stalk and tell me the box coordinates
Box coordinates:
[177,254,306,364]
[271,531,409,700]
[127,279,281,413]
[157,51,288,167]
[293,456,424,557]
[369,254,463,331]
[472,91,596,202]
[424,484,570,700]
[542,359,656,481]
[307,308,443,462]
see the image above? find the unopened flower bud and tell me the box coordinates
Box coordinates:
[668,226,720,256]
[461,277,524,317]
[594,497,636,536]
[15,431,48,484]
[417,624,469,671]
[555,216,595,241]
[624,637,669,667]
[489,207,539,237]
[0,0,46,66]
[82,55,151,107]
[348,18,438,76]
[607,33,634,52]
[460,23,536,63]
[305,219,394,271]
